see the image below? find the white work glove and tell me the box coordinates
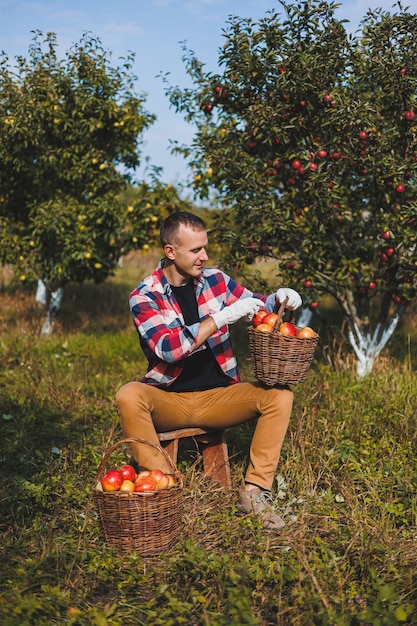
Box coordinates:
[275,288,302,311]
[211,298,265,329]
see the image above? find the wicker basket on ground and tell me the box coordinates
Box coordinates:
[93,437,184,556]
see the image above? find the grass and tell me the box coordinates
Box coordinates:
[0,253,416,625]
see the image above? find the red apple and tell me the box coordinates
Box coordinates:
[303,279,313,288]
[386,247,395,257]
[404,111,415,121]
[291,159,301,169]
[101,469,124,492]
[368,281,377,290]
[317,149,327,158]
[358,131,368,140]
[134,475,157,492]
[263,312,279,327]
[279,322,297,336]
[309,301,319,311]
[119,464,136,482]
[149,468,169,489]
[253,309,268,327]
[309,162,318,171]
[381,230,391,240]
[395,184,405,193]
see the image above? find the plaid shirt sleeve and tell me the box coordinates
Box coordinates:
[129,264,268,386]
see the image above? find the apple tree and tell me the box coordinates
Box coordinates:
[0,31,157,332]
[166,0,417,376]
[118,176,202,254]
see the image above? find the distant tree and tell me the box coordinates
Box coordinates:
[118,177,203,255]
[166,0,417,376]
[0,31,156,332]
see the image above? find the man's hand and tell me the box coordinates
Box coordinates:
[275,288,302,311]
[211,298,265,329]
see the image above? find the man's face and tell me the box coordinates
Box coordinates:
[164,224,209,283]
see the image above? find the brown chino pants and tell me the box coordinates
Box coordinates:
[116,381,293,491]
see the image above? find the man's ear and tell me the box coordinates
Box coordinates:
[164,244,175,260]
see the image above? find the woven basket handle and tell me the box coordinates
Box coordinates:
[274,296,288,322]
[96,437,180,484]
[271,295,295,334]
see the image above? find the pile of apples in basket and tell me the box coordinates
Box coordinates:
[95,463,177,493]
[252,309,316,338]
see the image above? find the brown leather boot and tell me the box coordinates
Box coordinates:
[237,486,285,531]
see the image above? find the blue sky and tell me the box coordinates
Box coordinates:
[1,0,414,191]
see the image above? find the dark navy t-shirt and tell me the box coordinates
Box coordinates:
[167,281,229,392]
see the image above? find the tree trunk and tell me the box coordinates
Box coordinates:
[348,307,404,378]
[36,280,64,336]
[296,302,405,378]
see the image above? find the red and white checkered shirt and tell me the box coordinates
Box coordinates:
[129,261,271,387]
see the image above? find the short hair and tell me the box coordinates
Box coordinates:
[160,211,206,247]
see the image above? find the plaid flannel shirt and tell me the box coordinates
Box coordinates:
[129,261,275,387]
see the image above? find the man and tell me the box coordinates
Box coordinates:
[116,211,302,530]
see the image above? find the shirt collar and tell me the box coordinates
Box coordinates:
[157,258,205,295]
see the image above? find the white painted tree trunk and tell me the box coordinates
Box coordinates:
[36,279,64,336]
[296,307,314,328]
[348,307,404,378]
[296,304,405,378]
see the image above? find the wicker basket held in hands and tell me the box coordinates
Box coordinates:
[93,437,184,556]
[247,298,319,387]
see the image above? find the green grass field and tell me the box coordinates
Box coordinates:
[1,253,416,625]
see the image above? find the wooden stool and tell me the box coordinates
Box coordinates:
[157,427,231,487]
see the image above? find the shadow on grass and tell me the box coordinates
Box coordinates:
[0,393,91,525]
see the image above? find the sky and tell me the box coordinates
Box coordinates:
[1,0,416,192]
